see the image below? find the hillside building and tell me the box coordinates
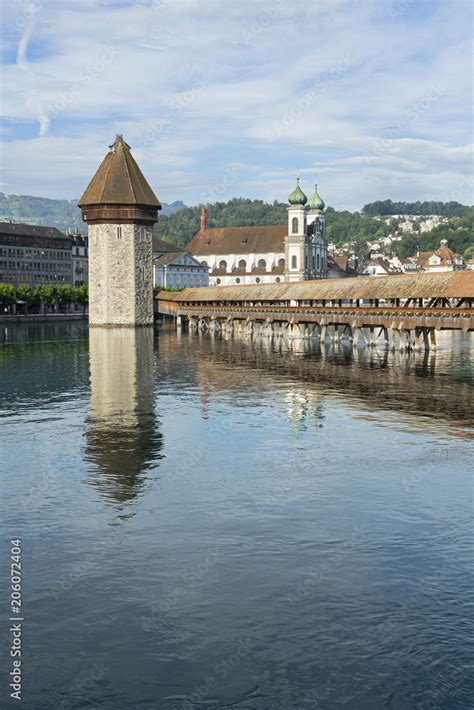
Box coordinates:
[186,180,328,286]
[360,257,401,276]
[327,253,358,278]
[415,240,464,272]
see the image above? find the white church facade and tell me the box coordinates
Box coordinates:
[186,180,328,286]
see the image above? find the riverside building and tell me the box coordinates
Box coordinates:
[0,222,73,287]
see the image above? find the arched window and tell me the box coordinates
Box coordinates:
[216,278,221,284]
[317,253,320,271]
[292,217,298,234]
[255,277,261,283]
[278,258,285,268]
[258,258,266,269]
[238,259,246,268]
[291,255,297,269]
[219,260,227,270]
[275,277,281,283]
[235,277,240,284]
[201,260,208,267]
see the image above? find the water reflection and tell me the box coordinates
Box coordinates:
[157,328,474,436]
[286,388,325,435]
[85,327,163,511]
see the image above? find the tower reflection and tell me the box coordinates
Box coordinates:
[85,327,162,513]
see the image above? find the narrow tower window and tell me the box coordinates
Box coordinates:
[117,226,122,239]
[292,217,298,234]
[291,255,297,269]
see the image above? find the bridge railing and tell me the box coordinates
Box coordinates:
[160,303,472,318]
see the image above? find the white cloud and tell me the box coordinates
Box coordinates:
[0,0,472,208]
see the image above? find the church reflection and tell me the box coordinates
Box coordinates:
[85,327,163,513]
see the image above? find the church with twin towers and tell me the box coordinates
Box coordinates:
[78,136,328,326]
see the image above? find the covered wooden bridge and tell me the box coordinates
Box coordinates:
[156,271,474,351]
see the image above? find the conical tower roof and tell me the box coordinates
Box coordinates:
[78,135,161,208]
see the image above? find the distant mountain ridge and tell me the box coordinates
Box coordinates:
[0,193,186,232]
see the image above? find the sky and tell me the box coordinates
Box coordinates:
[0,0,472,210]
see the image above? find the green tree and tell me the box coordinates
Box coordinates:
[75,285,88,313]
[34,284,55,312]
[0,283,16,313]
[463,245,474,261]
[57,284,74,310]
[16,284,34,314]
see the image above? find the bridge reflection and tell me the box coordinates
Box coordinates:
[85,327,163,513]
[157,328,473,436]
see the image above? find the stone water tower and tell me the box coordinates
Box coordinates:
[78,135,161,326]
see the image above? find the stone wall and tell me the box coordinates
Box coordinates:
[88,223,153,326]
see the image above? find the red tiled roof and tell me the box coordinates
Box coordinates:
[417,246,462,268]
[186,224,287,256]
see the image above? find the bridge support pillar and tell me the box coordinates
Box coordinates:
[368,326,377,348]
[320,324,327,344]
[352,325,368,348]
[208,317,217,338]
[339,324,351,343]
[243,318,253,338]
[413,328,423,352]
[188,317,197,330]
[265,319,274,339]
[386,325,396,351]
[400,330,412,352]
[429,329,437,351]
[422,329,430,351]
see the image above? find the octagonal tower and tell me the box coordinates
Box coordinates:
[78,135,161,326]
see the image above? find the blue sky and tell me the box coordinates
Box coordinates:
[0,0,472,210]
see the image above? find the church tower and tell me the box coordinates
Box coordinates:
[306,183,328,279]
[78,135,161,326]
[284,177,307,282]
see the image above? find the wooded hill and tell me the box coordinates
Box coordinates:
[154,198,474,259]
[0,193,185,232]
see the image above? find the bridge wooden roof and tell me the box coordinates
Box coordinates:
[157,271,474,303]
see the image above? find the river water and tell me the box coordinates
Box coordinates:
[0,322,472,710]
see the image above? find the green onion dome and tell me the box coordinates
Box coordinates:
[307,184,325,211]
[288,177,307,206]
